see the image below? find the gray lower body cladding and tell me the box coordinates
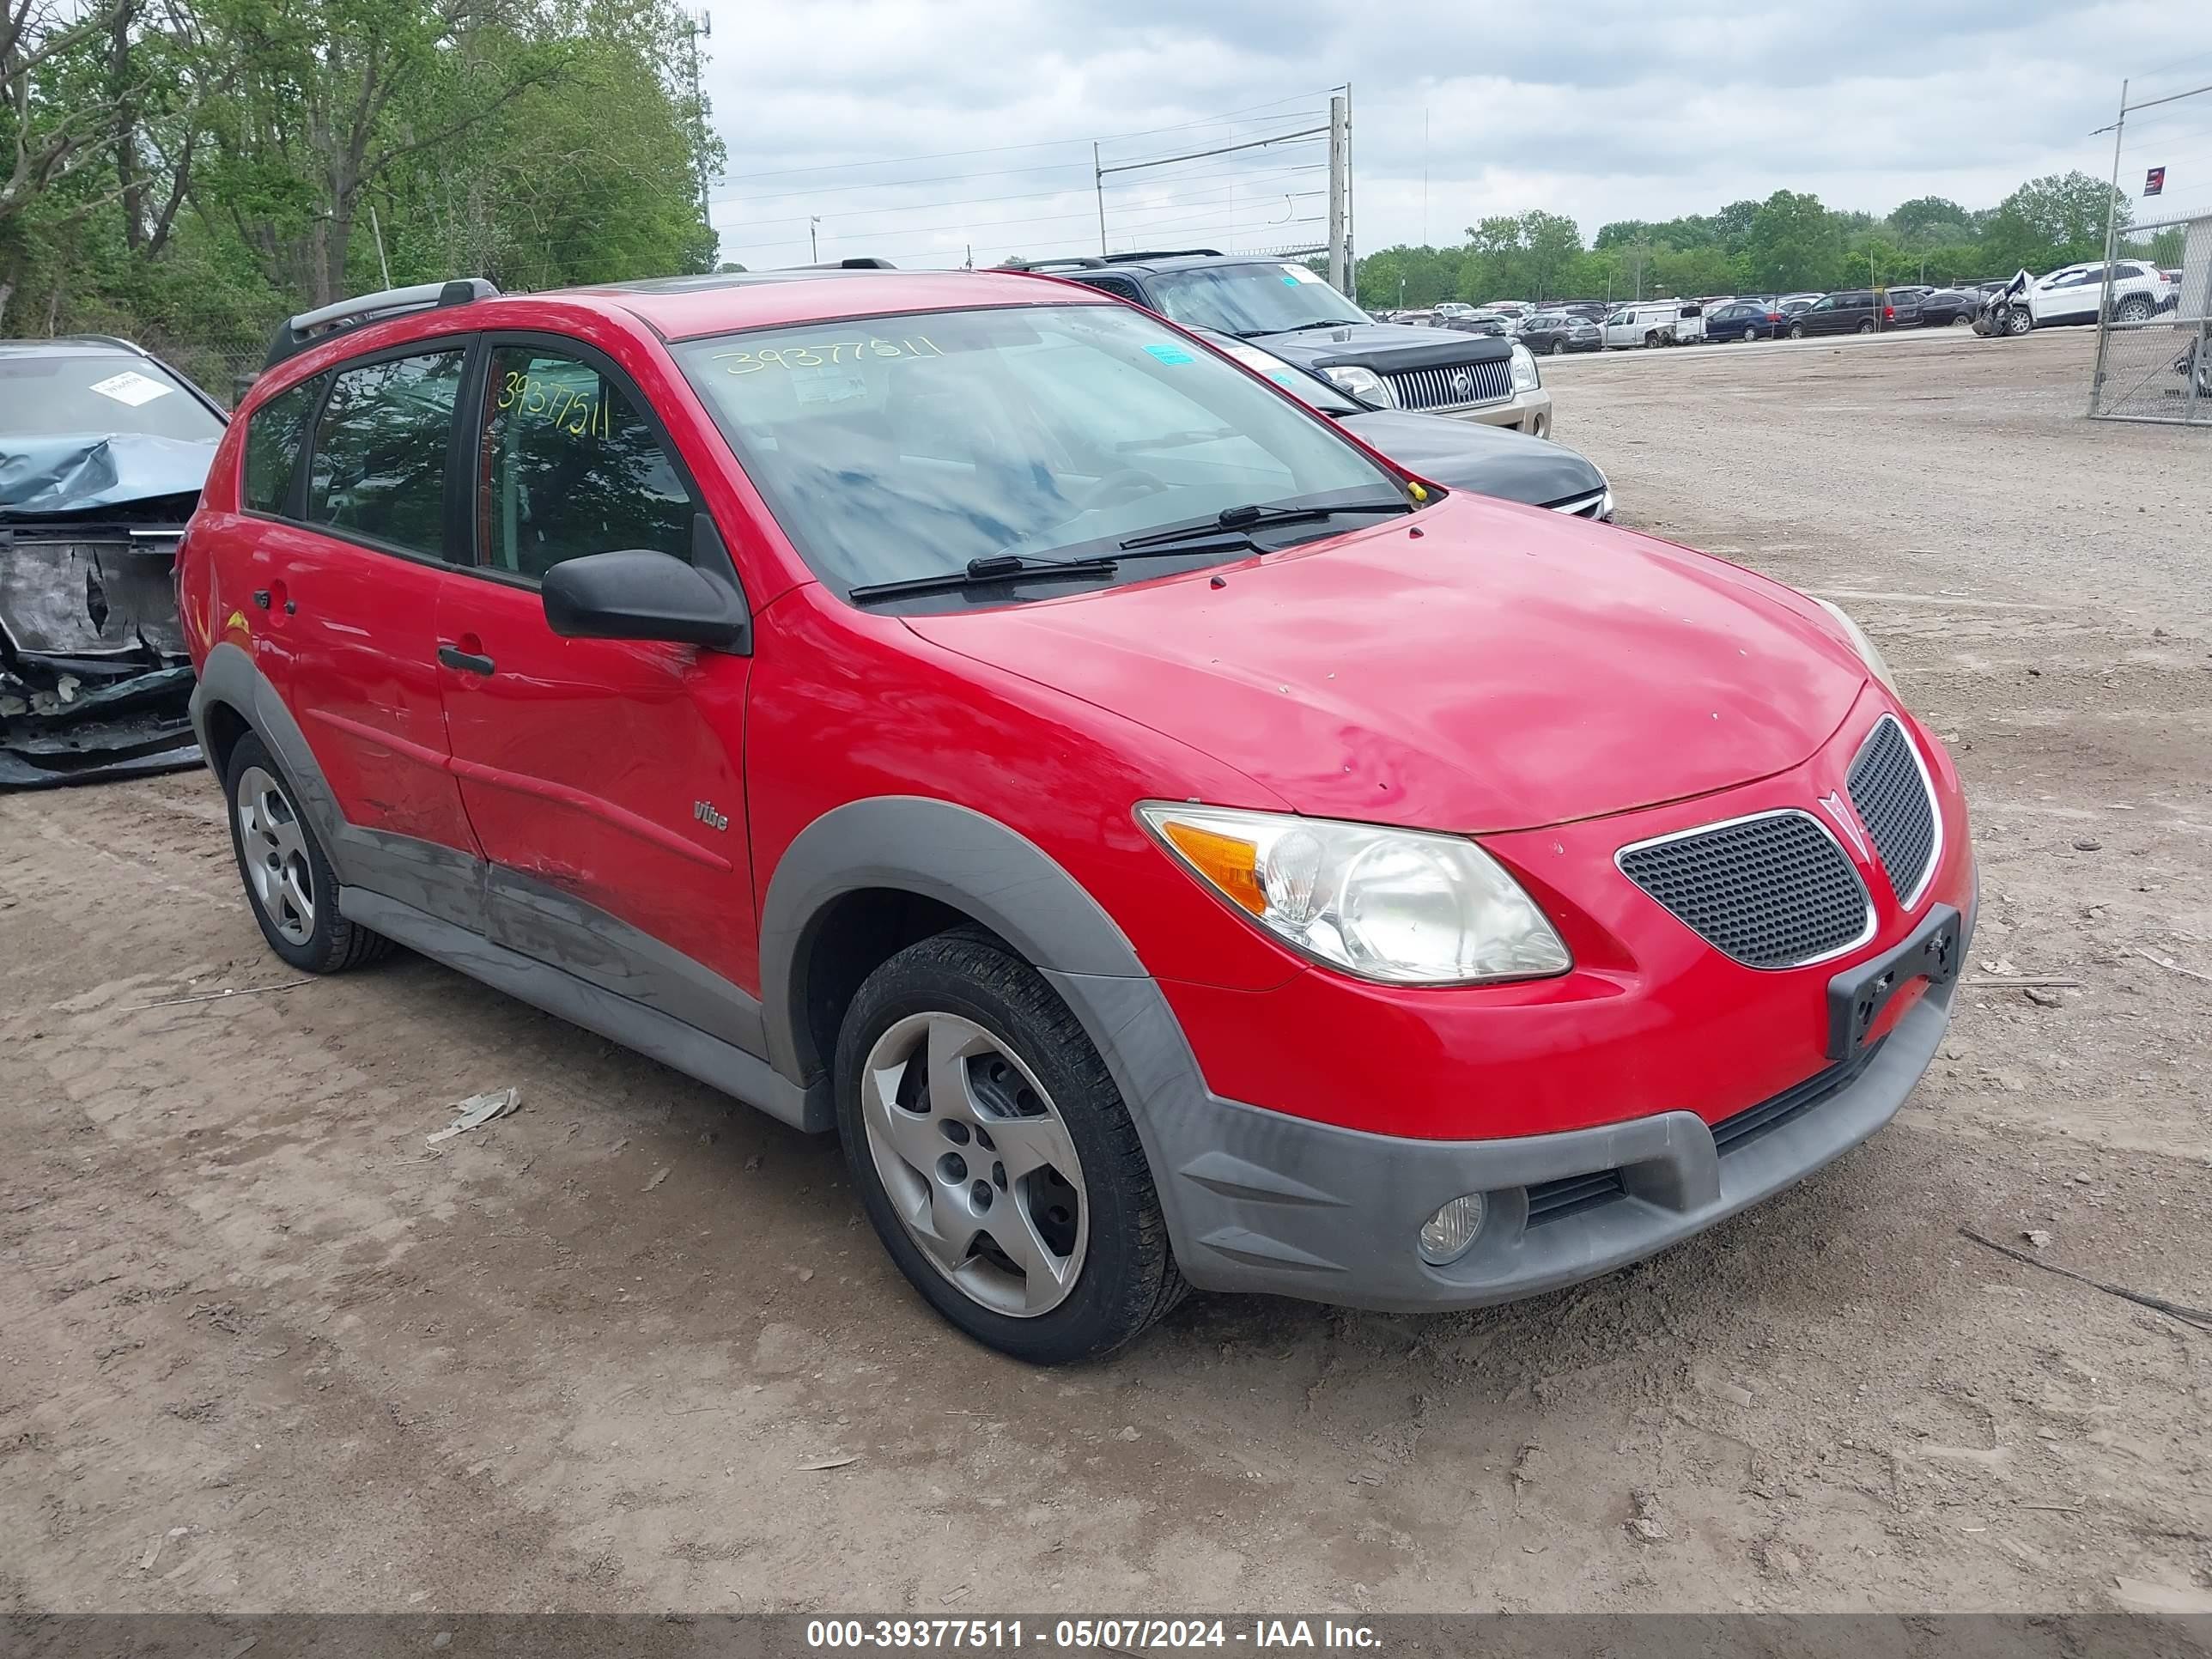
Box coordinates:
[1048,969,1961,1313]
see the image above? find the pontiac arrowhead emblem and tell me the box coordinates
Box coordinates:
[1818,791,1869,860]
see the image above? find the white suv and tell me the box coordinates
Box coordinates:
[2027,260,2173,327]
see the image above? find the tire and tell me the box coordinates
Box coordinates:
[2114,295,2152,324]
[1549,339,1565,356]
[2005,307,2033,337]
[224,732,393,974]
[1644,331,1660,349]
[1789,322,1806,339]
[1952,313,1972,326]
[1856,319,1876,334]
[1742,327,1758,343]
[835,927,1187,1364]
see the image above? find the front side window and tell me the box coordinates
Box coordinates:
[307,349,465,559]
[478,345,697,581]
[243,376,322,514]
[674,303,1399,599]
[1144,264,1369,337]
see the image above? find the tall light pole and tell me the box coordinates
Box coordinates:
[684,9,712,227]
[810,216,820,263]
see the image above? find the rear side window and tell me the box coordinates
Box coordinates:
[307,349,465,560]
[477,344,698,581]
[243,377,322,514]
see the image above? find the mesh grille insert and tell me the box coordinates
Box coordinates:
[1848,716,1937,906]
[1618,812,1870,969]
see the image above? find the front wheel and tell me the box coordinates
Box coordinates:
[836,927,1186,1364]
[2005,307,2033,337]
[225,732,392,973]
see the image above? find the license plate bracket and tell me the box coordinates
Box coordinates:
[1826,902,1963,1059]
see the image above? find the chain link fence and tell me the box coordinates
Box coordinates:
[143,337,270,411]
[2088,208,2212,424]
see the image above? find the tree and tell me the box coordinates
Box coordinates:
[190,0,569,307]
[1982,171,2127,275]
[1742,189,1844,290]
[1518,210,1580,300]
[1887,194,1973,249]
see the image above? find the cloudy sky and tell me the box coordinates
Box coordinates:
[696,2,2211,270]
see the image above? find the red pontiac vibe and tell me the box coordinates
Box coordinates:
[179,268,1973,1363]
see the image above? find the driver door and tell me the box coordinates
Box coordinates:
[434,334,763,1041]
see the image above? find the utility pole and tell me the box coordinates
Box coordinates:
[2093,78,2128,413]
[685,10,712,227]
[1327,91,1350,293]
[1094,142,1107,254]
[809,216,820,262]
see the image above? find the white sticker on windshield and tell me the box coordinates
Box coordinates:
[1280,264,1324,283]
[88,369,173,407]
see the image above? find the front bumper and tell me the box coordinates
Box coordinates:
[1449,386,1553,436]
[1135,903,1965,1311]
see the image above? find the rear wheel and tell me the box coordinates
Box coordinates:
[225,732,392,974]
[1742,326,1758,343]
[1856,319,1876,334]
[1549,339,1565,356]
[1789,321,1807,339]
[2114,295,2153,324]
[836,927,1186,1364]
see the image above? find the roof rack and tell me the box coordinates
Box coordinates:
[999,249,1228,274]
[1097,248,1224,264]
[264,277,500,369]
[785,257,898,270]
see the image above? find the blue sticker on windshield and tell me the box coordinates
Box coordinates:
[1144,343,1195,364]
[1282,275,1299,285]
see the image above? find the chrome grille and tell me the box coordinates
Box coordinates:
[1617,811,1873,969]
[1387,358,1512,411]
[1847,714,1939,908]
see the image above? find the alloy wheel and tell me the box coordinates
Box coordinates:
[860,1012,1089,1318]
[235,764,314,945]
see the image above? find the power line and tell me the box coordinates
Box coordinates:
[714,93,1326,185]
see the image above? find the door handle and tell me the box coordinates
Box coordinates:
[437,643,496,676]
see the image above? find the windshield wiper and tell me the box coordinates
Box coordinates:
[848,551,1122,604]
[1118,498,1412,552]
[1275,318,1370,333]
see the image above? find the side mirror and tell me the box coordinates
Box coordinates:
[542,547,750,653]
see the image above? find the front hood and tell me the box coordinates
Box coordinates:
[1338,410,1602,507]
[905,497,1868,833]
[1253,321,1510,373]
[0,434,215,517]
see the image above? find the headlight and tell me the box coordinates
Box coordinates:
[1137,803,1571,985]
[1322,365,1397,407]
[1812,597,1896,692]
[1510,343,1540,392]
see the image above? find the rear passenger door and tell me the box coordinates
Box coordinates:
[244,344,485,910]
[433,334,764,1046]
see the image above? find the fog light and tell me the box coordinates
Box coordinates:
[1418,1194,1486,1266]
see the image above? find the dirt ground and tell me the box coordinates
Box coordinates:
[4,325,2210,1617]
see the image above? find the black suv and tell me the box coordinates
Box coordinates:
[1001,250,1552,434]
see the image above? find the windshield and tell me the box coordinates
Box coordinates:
[1212,339,1362,416]
[1145,263,1370,337]
[674,303,1399,598]
[0,353,222,441]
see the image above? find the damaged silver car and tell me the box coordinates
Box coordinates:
[1,337,227,787]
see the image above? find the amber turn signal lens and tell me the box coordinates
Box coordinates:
[1158,821,1267,916]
